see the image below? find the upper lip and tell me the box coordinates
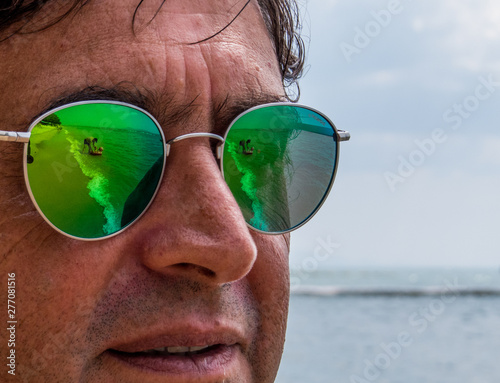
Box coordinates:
[105,323,247,354]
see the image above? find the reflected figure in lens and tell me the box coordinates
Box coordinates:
[83,137,97,154]
[91,146,104,156]
[244,139,254,155]
[239,139,254,155]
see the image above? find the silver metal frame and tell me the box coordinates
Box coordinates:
[0,100,350,240]
[3,100,167,241]
[0,131,30,142]
[165,132,224,157]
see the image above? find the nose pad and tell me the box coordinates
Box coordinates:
[131,138,257,284]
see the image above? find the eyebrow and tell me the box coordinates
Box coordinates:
[1,86,289,146]
[38,84,200,131]
[42,84,154,115]
[212,92,284,136]
[37,84,285,137]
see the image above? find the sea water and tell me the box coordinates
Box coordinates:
[276,268,500,383]
[28,124,163,237]
[224,125,335,232]
[65,126,162,234]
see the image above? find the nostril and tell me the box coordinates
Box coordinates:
[173,263,216,279]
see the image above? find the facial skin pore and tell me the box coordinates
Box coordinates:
[0,1,290,382]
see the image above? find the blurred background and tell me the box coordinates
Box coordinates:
[277,1,500,382]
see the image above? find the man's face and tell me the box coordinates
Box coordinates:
[0,1,289,382]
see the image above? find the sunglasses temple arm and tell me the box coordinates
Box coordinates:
[337,130,350,142]
[0,131,30,143]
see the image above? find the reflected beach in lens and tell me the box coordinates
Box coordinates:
[26,103,164,239]
[223,105,337,233]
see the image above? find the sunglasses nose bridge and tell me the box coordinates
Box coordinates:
[165,132,225,157]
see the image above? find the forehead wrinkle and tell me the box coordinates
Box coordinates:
[136,0,265,48]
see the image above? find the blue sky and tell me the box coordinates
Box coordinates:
[289,0,500,268]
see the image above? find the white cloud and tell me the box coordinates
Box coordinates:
[409,1,500,73]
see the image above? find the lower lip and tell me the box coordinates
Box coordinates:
[105,345,238,376]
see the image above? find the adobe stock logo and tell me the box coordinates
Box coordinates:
[340,0,412,63]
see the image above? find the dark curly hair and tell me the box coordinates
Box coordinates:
[0,0,305,100]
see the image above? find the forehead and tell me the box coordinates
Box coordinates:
[0,0,283,134]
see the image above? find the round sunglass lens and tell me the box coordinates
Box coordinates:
[222,105,338,233]
[26,102,164,239]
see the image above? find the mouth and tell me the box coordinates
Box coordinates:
[104,334,242,376]
[122,344,219,355]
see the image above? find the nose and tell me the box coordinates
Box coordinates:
[129,137,258,284]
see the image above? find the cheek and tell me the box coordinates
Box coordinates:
[249,233,290,329]
[249,233,290,319]
[0,158,122,361]
[13,241,122,377]
[249,233,290,295]
[246,233,290,382]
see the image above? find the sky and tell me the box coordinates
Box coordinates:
[289,0,500,268]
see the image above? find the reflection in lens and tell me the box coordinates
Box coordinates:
[26,103,164,239]
[223,105,337,233]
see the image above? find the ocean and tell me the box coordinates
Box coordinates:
[276,268,500,383]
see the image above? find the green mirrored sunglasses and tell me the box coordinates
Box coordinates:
[0,101,350,240]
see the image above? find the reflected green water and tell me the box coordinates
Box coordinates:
[27,103,164,239]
